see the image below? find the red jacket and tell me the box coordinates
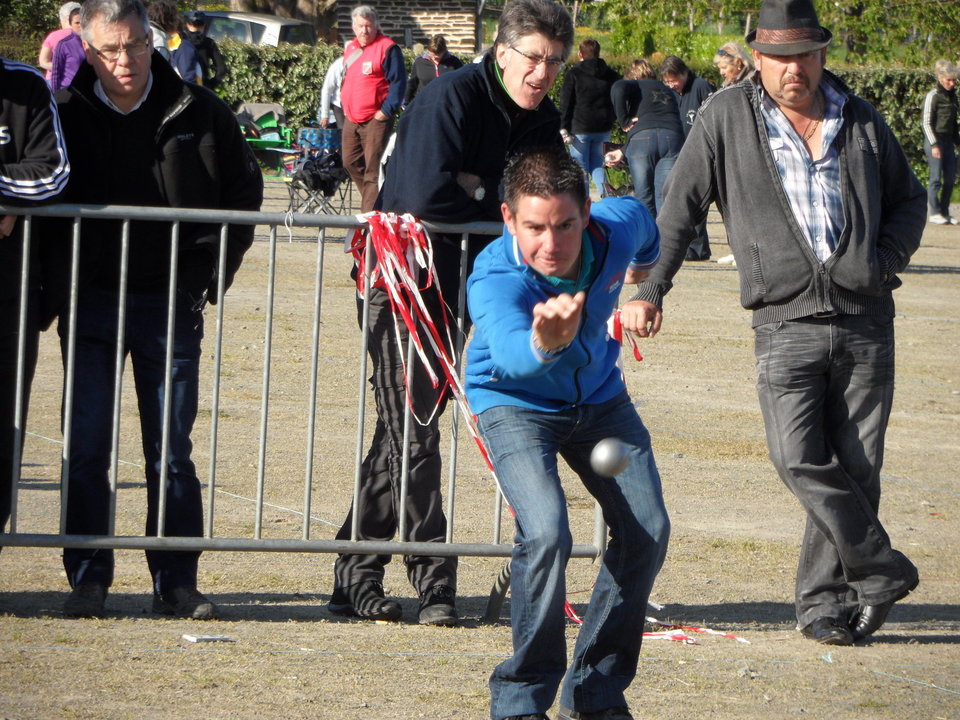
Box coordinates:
[341,33,396,123]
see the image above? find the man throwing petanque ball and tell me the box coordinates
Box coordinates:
[464,146,669,720]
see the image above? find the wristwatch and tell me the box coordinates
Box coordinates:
[473,184,485,202]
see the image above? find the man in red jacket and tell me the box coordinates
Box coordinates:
[339,5,405,211]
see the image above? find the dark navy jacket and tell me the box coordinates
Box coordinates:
[379,54,562,224]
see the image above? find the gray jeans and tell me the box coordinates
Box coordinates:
[754,314,918,627]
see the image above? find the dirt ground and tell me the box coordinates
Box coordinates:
[0,181,958,720]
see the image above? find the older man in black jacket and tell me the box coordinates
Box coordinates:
[328,0,573,628]
[51,0,262,620]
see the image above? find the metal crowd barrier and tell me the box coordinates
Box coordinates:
[0,204,607,614]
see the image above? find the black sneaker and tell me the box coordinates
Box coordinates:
[418,584,458,626]
[328,580,402,621]
[504,715,550,720]
[63,582,107,618]
[153,587,220,620]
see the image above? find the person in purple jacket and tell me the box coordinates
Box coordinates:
[50,5,86,91]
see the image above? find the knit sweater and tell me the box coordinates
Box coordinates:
[634,71,925,327]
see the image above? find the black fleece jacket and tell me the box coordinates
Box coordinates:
[378,54,562,224]
[559,57,621,134]
[50,54,262,308]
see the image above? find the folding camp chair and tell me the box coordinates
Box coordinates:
[286,146,351,215]
[286,127,352,214]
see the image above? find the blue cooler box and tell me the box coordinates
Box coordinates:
[298,127,341,153]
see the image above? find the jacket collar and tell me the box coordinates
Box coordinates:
[68,52,193,122]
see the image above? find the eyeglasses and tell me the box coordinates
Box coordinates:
[716,48,734,59]
[89,38,151,62]
[509,45,565,70]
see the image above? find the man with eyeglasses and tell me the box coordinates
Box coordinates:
[49,0,263,620]
[326,0,573,629]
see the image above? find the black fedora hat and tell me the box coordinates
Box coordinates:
[746,0,832,55]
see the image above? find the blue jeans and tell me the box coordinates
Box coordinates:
[624,128,683,218]
[59,288,205,595]
[925,138,956,218]
[568,132,610,196]
[754,315,918,628]
[478,392,670,719]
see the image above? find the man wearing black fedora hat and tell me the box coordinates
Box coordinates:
[631,0,925,646]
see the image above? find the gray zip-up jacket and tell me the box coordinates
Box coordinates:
[634,71,925,327]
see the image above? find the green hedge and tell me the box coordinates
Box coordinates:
[216,43,934,180]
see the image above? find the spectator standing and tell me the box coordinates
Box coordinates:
[183,11,228,90]
[38,2,81,83]
[467,147,668,720]
[340,5,405,211]
[922,59,959,224]
[714,41,754,87]
[0,56,70,536]
[318,54,345,128]
[632,0,924,647]
[146,0,201,83]
[559,38,621,196]
[404,34,463,105]
[52,0,263,619]
[49,6,85,91]
[608,59,684,218]
[328,0,573,627]
[660,55,714,260]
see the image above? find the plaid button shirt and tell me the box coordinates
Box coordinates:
[759,79,847,263]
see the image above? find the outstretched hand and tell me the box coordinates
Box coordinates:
[532,291,585,352]
[618,299,662,339]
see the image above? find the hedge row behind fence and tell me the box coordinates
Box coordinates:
[0,35,935,181]
[220,42,935,181]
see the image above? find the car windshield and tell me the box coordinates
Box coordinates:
[208,17,248,42]
[279,24,316,44]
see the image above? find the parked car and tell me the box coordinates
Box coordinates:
[198,11,318,46]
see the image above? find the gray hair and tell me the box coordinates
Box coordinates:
[59,2,81,26]
[81,0,150,43]
[495,0,575,60]
[351,5,379,27]
[934,58,957,81]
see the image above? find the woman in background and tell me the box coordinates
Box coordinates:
[713,41,753,87]
[608,58,683,217]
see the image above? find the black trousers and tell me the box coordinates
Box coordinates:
[333,234,487,595]
[0,291,40,532]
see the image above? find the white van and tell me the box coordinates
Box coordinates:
[200,11,318,46]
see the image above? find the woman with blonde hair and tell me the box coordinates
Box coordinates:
[713,41,753,86]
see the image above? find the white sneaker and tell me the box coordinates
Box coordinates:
[929,214,949,224]
[716,253,737,266]
[948,217,959,225]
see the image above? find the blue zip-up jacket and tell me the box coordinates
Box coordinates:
[465,195,659,414]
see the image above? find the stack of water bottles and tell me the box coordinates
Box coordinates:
[297,126,342,155]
